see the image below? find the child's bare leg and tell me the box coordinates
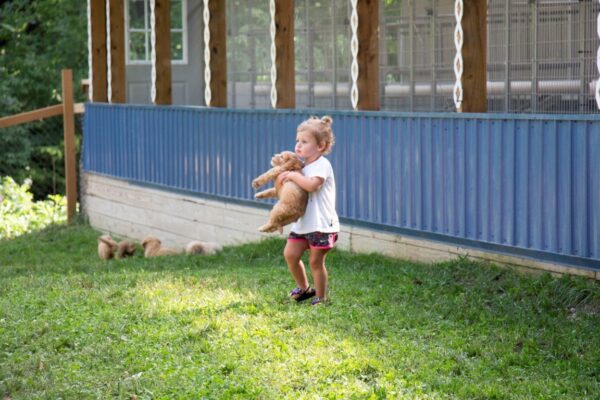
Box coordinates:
[284,240,310,290]
[309,249,329,299]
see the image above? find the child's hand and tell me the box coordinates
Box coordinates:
[280,171,300,183]
[277,172,288,186]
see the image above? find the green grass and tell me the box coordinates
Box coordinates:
[1,224,599,399]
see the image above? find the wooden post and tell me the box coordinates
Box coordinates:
[109,0,126,103]
[273,0,294,108]
[207,0,227,107]
[357,0,379,110]
[61,70,77,224]
[90,0,107,102]
[154,0,172,105]
[459,0,487,112]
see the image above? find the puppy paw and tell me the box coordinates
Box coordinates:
[251,179,261,189]
[258,224,276,233]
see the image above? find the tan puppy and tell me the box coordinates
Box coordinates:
[98,235,119,260]
[185,241,223,255]
[141,235,181,257]
[116,240,137,259]
[252,151,308,233]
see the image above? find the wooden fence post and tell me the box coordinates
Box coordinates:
[90,0,108,102]
[272,0,294,109]
[61,69,77,223]
[458,0,487,112]
[153,0,172,105]
[205,0,227,107]
[108,0,126,103]
[356,0,379,111]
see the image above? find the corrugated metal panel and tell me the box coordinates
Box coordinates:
[83,104,600,269]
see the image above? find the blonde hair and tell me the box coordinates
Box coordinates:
[297,115,335,155]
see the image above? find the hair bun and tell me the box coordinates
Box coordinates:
[321,115,333,126]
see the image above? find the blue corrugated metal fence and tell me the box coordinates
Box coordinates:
[83,104,600,270]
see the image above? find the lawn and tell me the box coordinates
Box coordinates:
[0,224,599,399]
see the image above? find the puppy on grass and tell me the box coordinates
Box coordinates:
[116,240,137,259]
[141,235,180,257]
[97,235,119,260]
[186,240,223,256]
[142,235,223,257]
[98,235,137,260]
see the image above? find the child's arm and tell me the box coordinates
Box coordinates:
[280,171,324,193]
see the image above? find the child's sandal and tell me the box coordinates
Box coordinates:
[289,287,316,302]
[311,297,325,306]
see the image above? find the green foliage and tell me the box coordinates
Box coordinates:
[0,225,599,398]
[0,176,66,239]
[0,0,87,198]
[0,0,87,109]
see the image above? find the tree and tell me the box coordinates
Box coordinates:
[0,0,87,199]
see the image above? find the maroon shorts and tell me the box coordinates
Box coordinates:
[288,231,339,249]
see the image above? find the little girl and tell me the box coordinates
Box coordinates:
[279,115,339,306]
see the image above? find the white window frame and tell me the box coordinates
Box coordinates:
[125,0,188,65]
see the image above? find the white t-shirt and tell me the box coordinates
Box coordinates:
[291,156,340,234]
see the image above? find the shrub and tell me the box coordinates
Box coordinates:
[0,176,66,239]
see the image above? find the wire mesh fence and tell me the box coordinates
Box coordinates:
[227,0,353,109]
[227,0,271,109]
[487,0,599,114]
[380,1,456,112]
[225,0,600,114]
[0,114,84,200]
[294,0,352,110]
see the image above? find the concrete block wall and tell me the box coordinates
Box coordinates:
[82,172,599,280]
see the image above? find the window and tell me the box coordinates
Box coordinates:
[126,0,186,64]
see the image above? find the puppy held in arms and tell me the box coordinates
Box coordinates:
[252,151,308,233]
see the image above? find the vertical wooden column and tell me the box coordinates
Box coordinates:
[206,0,227,107]
[90,0,107,102]
[273,0,294,108]
[108,0,126,103]
[459,0,487,112]
[357,0,379,110]
[61,70,77,223]
[154,0,172,105]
